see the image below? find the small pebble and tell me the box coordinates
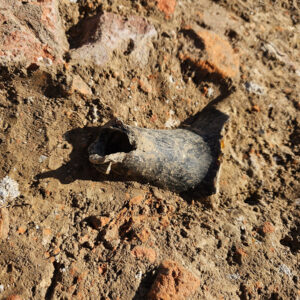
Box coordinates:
[135,271,142,280]
[228,273,240,280]
[207,87,214,97]
[279,264,292,277]
[24,97,34,104]
[258,128,265,135]
[39,155,48,163]
[245,82,265,95]
[0,176,20,207]
[37,57,52,66]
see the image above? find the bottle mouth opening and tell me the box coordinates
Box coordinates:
[97,127,135,157]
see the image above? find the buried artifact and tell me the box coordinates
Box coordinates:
[88,107,228,194]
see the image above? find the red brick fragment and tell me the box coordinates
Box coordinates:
[71,12,157,67]
[148,260,200,300]
[0,0,67,67]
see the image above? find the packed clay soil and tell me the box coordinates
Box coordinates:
[0,0,299,299]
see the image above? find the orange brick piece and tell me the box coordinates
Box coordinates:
[131,246,156,263]
[148,260,200,300]
[262,222,275,234]
[252,105,260,112]
[180,28,239,80]
[6,295,23,300]
[156,0,176,17]
[17,226,27,235]
[197,29,239,79]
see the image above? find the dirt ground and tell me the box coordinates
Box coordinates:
[0,0,299,299]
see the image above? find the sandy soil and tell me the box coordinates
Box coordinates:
[0,0,299,299]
